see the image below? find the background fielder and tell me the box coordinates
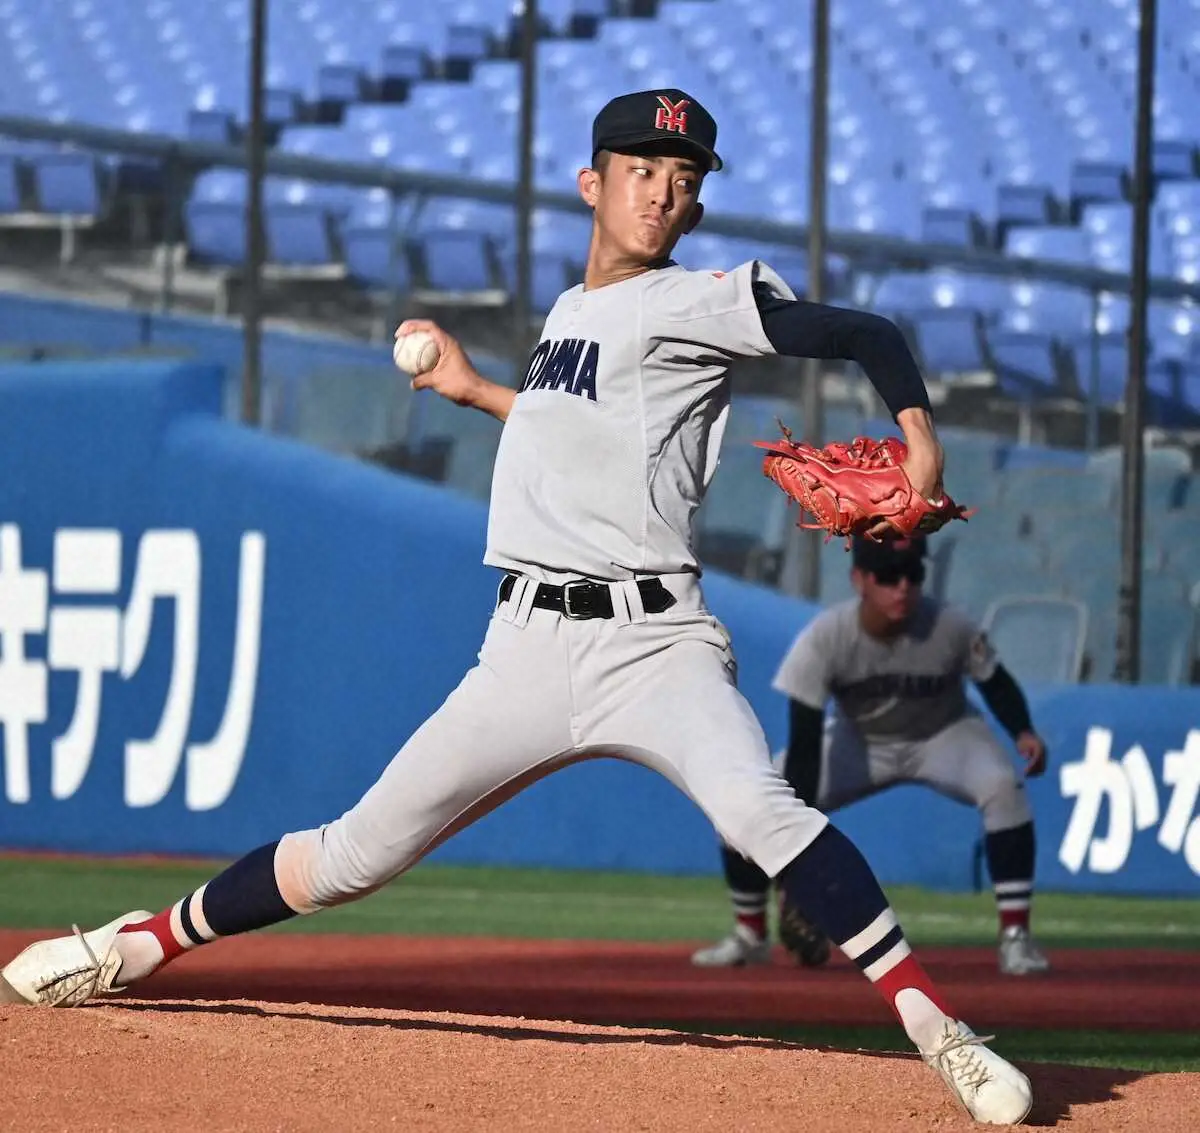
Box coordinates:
[694,534,1052,977]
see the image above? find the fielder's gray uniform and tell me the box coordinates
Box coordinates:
[277,261,831,911]
[773,597,1031,832]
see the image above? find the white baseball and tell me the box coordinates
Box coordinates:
[392,330,441,376]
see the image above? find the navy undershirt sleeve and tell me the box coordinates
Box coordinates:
[753,281,932,421]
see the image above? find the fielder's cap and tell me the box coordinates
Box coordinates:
[591,88,723,172]
[851,534,928,573]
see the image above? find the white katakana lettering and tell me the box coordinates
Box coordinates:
[48,529,122,799]
[184,531,265,811]
[122,530,201,808]
[0,525,48,804]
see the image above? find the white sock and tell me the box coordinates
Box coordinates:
[110,929,166,987]
[894,988,953,1052]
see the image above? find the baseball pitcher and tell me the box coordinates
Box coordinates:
[693,534,1050,976]
[3,89,1031,1125]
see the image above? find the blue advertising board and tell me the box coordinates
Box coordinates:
[1,358,1197,896]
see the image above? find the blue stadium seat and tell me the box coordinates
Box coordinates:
[290,368,410,456]
[936,274,1013,318]
[342,225,412,291]
[264,88,302,129]
[998,466,1117,514]
[317,64,367,106]
[1141,595,1198,686]
[497,249,575,315]
[1086,444,1191,514]
[1003,225,1091,264]
[187,109,236,145]
[184,202,246,265]
[921,207,986,247]
[444,426,503,502]
[1087,597,1198,686]
[31,153,101,215]
[1045,522,1122,578]
[420,230,499,292]
[445,24,493,61]
[999,283,1093,337]
[1069,333,1129,406]
[380,44,430,94]
[695,445,790,579]
[995,183,1057,230]
[909,309,988,373]
[1153,139,1197,181]
[725,394,809,446]
[0,157,22,214]
[1069,160,1127,206]
[981,595,1088,684]
[986,330,1067,397]
[870,272,936,315]
[941,541,1052,619]
[1180,362,1200,416]
[266,204,338,266]
[1155,180,1200,230]
[817,539,859,607]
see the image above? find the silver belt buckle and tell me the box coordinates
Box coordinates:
[561,579,591,620]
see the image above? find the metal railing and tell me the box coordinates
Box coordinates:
[5,110,1198,463]
[3,112,1199,307]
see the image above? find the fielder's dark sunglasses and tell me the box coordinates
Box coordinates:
[871,562,926,587]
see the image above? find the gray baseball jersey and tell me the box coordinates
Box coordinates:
[770,597,1029,833]
[275,260,837,912]
[773,596,999,742]
[484,260,793,583]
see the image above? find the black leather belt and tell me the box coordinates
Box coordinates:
[498,574,676,620]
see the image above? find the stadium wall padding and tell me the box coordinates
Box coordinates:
[1,357,1198,896]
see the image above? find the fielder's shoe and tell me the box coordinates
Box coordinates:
[922,1019,1033,1126]
[998,926,1051,976]
[690,924,771,968]
[0,910,152,1008]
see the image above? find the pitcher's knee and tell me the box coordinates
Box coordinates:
[978,773,1032,833]
[277,824,404,913]
[734,797,830,879]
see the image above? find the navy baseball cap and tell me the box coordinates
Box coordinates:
[851,534,928,573]
[591,88,723,172]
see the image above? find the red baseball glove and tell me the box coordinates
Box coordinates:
[753,423,973,541]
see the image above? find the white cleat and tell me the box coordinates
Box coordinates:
[0,910,153,1008]
[922,1019,1033,1125]
[690,925,771,968]
[998,926,1051,976]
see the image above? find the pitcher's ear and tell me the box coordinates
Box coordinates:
[578,166,602,208]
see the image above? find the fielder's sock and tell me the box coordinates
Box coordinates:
[734,907,768,941]
[114,841,297,985]
[778,824,954,1050]
[722,843,770,940]
[986,822,1036,932]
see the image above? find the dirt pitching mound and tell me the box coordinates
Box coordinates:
[3,1000,1197,1132]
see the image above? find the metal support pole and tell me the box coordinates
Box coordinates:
[796,0,830,600]
[382,187,402,343]
[1114,0,1156,683]
[1085,288,1100,451]
[241,0,268,426]
[158,147,180,313]
[513,0,538,384]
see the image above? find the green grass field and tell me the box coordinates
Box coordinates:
[2,855,1197,1072]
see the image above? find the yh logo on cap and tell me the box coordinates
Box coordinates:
[654,95,690,134]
